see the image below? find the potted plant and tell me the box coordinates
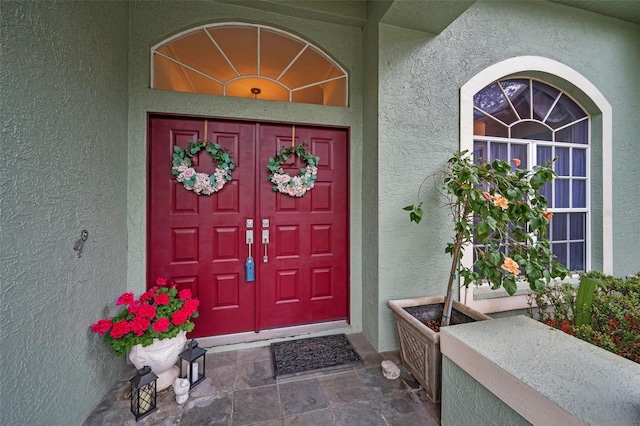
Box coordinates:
[388,150,569,402]
[90,278,200,390]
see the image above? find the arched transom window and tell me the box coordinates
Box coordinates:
[473,78,590,272]
[151,23,348,107]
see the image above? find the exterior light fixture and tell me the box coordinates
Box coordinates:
[179,339,206,388]
[130,366,157,421]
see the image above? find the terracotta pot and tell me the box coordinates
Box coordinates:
[129,331,187,391]
[387,296,491,403]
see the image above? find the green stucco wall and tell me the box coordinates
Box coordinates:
[441,356,530,426]
[376,0,640,351]
[126,1,364,331]
[0,1,129,425]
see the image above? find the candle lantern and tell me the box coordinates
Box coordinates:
[130,366,158,421]
[179,339,206,388]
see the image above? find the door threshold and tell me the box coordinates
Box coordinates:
[197,320,352,352]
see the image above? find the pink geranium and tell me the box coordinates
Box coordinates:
[152,317,170,333]
[90,277,200,356]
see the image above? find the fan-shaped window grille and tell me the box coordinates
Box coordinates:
[151,23,348,107]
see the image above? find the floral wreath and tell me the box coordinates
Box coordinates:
[172,140,235,196]
[267,142,319,197]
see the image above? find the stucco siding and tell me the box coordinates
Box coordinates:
[376,0,640,351]
[0,1,129,424]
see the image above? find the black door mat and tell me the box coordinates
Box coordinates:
[271,334,363,379]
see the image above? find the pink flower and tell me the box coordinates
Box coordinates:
[116,292,134,306]
[178,289,192,301]
[91,318,112,334]
[182,299,199,316]
[482,191,491,200]
[171,310,188,326]
[156,278,167,286]
[137,304,156,319]
[110,320,131,339]
[152,317,170,333]
[154,293,170,306]
[129,317,150,336]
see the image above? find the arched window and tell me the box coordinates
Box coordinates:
[459,56,612,314]
[151,23,348,107]
[473,78,589,271]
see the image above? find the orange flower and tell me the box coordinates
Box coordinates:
[542,211,553,220]
[501,257,521,275]
[492,194,509,210]
[512,158,521,167]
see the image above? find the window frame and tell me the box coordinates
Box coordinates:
[459,56,612,314]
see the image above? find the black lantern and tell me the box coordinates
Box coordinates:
[130,366,157,421]
[179,339,206,388]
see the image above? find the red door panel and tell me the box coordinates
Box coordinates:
[258,124,348,329]
[149,117,256,337]
[149,116,348,337]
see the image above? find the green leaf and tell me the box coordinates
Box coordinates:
[403,205,415,211]
[503,278,517,295]
[173,146,182,153]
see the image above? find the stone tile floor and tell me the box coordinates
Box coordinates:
[83,333,440,426]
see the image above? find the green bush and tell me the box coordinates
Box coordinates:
[529,272,640,364]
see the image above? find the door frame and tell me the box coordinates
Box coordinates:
[146,112,353,342]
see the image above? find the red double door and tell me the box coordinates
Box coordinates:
[148,116,349,337]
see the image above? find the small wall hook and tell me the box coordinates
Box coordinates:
[73,230,89,258]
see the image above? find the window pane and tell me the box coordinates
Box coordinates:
[511,121,552,140]
[572,180,586,208]
[552,213,567,240]
[546,94,587,129]
[553,243,567,266]
[500,79,530,119]
[510,144,527,168]
[570,242,585,271]
[475,112,508,137]
[537,146,553,165]
[490,142,508,161]
[570,213,585,240]
[555,120,588,144]
[555,147,570,176]
[572,149,586,176]
[474,141,487,164]
[532,80,560,121]
[555,179,569,208]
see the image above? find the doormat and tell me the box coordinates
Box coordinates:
[271,334,363,379]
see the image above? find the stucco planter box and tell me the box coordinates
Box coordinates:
[387,295,491,403]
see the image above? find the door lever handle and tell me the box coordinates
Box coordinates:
[262,230,269,262]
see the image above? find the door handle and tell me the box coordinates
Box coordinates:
[262,219,269,262]
[262,230,269,262]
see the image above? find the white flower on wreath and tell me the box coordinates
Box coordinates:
[271,165,317,197]
[173,162,230,196]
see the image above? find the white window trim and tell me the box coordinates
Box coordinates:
[459,56,612,314]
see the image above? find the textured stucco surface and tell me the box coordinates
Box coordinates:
[441,316,640,425]
[0,1,129,425]
[376,0,640,351]
[126,1,364,332]
[441,357,530,426]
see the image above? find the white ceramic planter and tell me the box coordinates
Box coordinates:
[129,330,187,391]
[387,295,491,403]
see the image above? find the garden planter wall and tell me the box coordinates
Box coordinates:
[387,295,491,403]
